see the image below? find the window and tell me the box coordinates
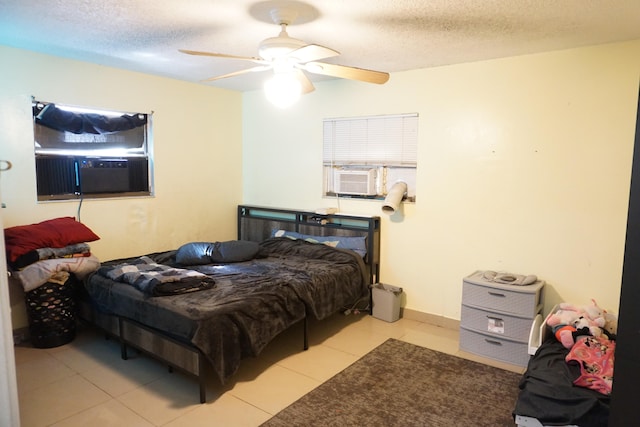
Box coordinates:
[32,101,153,201]
[323,113,417,201]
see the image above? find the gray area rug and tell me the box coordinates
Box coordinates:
[262,338,520,427]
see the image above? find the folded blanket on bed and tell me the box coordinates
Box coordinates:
[15,254,101,292]
[98,256,216,296]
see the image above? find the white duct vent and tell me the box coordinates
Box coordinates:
[334,169,377,196]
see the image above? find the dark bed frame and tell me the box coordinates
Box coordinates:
[78,205,381,403]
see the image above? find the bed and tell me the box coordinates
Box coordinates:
[78,205,381,403]
[512,310,612,427]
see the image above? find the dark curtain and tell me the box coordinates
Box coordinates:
[34,103,147,135]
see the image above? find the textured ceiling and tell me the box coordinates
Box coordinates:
[1,0,639,92]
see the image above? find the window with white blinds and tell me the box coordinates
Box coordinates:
[323,113,418,166]
[322,113,418,201]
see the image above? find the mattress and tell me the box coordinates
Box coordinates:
[84,237,368,382]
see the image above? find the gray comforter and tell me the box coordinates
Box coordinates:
[84,238,368,382]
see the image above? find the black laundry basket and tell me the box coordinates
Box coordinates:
[25,275,78,348]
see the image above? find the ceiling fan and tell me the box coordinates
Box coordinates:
[179,4,389,104]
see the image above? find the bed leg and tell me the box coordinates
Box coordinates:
[303,316,309,351]
[118,318,128,360]
[198,353,206,403]
[199,380,206,403]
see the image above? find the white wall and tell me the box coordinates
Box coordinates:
[0,46,244,329]
[243,40,640,319]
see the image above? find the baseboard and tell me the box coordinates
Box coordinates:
[401,308,459,331]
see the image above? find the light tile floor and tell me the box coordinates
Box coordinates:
[14,314,525,427]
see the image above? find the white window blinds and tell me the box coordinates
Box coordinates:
[323,113,418,166]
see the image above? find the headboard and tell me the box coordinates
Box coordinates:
[237,205,380,284]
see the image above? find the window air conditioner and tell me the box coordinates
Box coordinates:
[79,158,130,193]
[334,169,377,196]
[35,155,149,199]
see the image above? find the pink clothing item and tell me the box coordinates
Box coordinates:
[566,335,615,395]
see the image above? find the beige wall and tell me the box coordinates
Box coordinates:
[243,40,640,320]
[2,41,639,330]
[0,46,243,329]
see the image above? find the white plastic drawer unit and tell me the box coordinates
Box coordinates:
[459,328,530,367]
[459,270,545,367]
[461,271,544,317]
[460,305,532,341]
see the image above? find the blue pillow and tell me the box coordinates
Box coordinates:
[272,230,367,257]
[176,240,260,265]
[175,241,212,265]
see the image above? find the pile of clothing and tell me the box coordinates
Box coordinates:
[5,217,101,291]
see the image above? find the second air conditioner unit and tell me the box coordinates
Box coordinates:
[334,169,377,196]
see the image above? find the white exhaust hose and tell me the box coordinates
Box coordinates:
[382,181,408,215]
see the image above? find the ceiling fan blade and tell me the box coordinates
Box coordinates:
[305,62,390,84]
[287,44,339,63]
[293,69,315,94]
[202,65,272,82]
[179,49,266,64]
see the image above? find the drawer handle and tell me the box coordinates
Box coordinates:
[488,291,506,297]
[484,339,503,346]
[486,316,503,322]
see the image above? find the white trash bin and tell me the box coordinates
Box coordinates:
[371,283,403,322]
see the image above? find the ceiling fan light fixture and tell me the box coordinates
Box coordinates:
[180,3,389,90]
[258,24,306,60]
[264,72,302,108]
